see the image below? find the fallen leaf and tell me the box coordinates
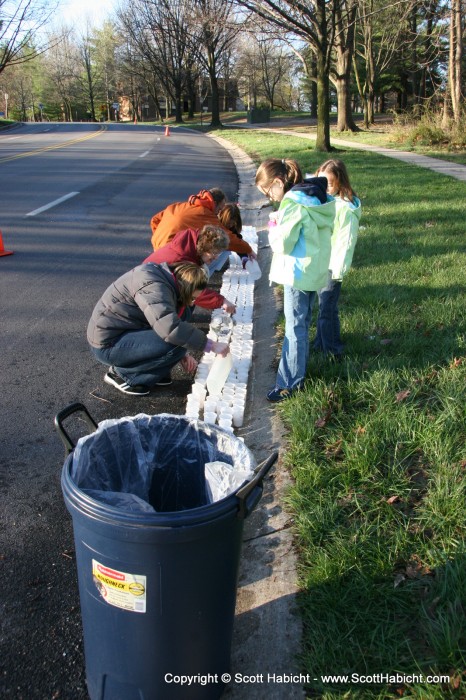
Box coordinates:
[315,408,332,428]
[396,389,411,402]
[450,357,463,368]
[380,338,393,345]
[387,495,401,505]
[355,426,366,435]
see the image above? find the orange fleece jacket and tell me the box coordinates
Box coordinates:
[150,193,253,256]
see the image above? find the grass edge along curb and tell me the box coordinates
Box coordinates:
[215,128,466,699]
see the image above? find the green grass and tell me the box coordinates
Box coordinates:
[214,129,466,698]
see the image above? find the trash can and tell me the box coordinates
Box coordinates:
[55,403,277,700]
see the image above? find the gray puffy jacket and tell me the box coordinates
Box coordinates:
[87,262,207,351]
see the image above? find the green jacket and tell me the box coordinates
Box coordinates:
[329,196,361,281]
[268,182,335,291]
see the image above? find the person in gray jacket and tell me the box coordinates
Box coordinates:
[87,261,229,396]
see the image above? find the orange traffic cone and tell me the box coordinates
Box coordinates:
[0,229,13,257]
[164,125,170,137]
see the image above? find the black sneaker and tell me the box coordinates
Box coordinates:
[104,368,150,396]
[154,374,172,386]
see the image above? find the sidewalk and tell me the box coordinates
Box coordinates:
[239,121,466,182]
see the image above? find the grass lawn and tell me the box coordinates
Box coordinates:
[214,129,465,698]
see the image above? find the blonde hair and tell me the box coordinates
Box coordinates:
[316,159,357,202]
[255,158,303,193]
[196,225,229,256]
[217,203,243,236]
[170,262,208,306]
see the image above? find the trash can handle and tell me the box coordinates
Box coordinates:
[54,402,99,454]
[236,451,279,519]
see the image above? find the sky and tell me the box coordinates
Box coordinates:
[52,0,119,29]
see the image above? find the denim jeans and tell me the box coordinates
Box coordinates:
[207,250,230,274]
[276,285,316,390]
[91,330,187,387]
[314,279,344,356]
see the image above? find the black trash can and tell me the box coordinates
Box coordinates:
[55,403,277,700]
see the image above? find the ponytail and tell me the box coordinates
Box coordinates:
[255,158,303,193]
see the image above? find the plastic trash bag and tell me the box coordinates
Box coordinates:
[67,413,255,513]
[205,461,254,503]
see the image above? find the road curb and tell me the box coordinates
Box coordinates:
[208,134,305,699]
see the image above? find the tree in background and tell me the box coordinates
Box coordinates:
[41,28,81,121]
[190,0,242,127]
[117,0,194,123]
[332,0,359,131]
[236,0,335,151]
[353,0,417,128]
[0,0,60,75]
[443,0,463,124]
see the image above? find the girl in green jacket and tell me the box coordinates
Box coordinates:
[256,158,335,402]
[314,159,361,359]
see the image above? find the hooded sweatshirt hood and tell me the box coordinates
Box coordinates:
[289,176,329,205]
[187,190,216,211]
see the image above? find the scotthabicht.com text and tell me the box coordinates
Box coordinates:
[164,672,450,686]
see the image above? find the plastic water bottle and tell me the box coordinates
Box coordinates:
[206,353,233,396]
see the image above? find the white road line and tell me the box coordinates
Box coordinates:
[25,191,80,217]
[139,150,150,158]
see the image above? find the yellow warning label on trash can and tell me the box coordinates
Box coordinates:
[92,559,147,613]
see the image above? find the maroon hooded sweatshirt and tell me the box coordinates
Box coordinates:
[143,228,226,310]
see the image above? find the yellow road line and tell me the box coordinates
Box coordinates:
[0,125,107,164]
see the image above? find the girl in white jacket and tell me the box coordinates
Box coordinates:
[314,159,362,359]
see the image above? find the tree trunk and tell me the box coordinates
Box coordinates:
[209,69,222,127]
[315,53,331,151]
[335,73,358,131]
[450,0,463,123]
[333,0,358,131]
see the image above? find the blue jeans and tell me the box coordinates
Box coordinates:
[276,285,316,390]
[207,250,230,274]
[314,279,344,356]
[91,330,187,387]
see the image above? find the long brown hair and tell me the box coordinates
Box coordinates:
[316,159,357,202]
[255,158,303,194]
[217,203,243,237]
[170,262,208,306]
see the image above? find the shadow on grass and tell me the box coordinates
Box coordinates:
[297,553,466,698]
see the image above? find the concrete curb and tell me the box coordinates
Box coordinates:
[208,134,305,699]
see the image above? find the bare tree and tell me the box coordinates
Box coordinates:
[354,0,416,127]
[447,0,463,123]
[257,37,293,109]
[0,0,60,74]
[190,0,243,127]
[78,28,99,121]
[117,0,195,123]
[235,0,335,151]
[332,0,359,131]
[42,28,81,121]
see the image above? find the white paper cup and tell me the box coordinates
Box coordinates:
[204,412,217,424]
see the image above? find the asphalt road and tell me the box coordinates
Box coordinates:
[0,122,238,699]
